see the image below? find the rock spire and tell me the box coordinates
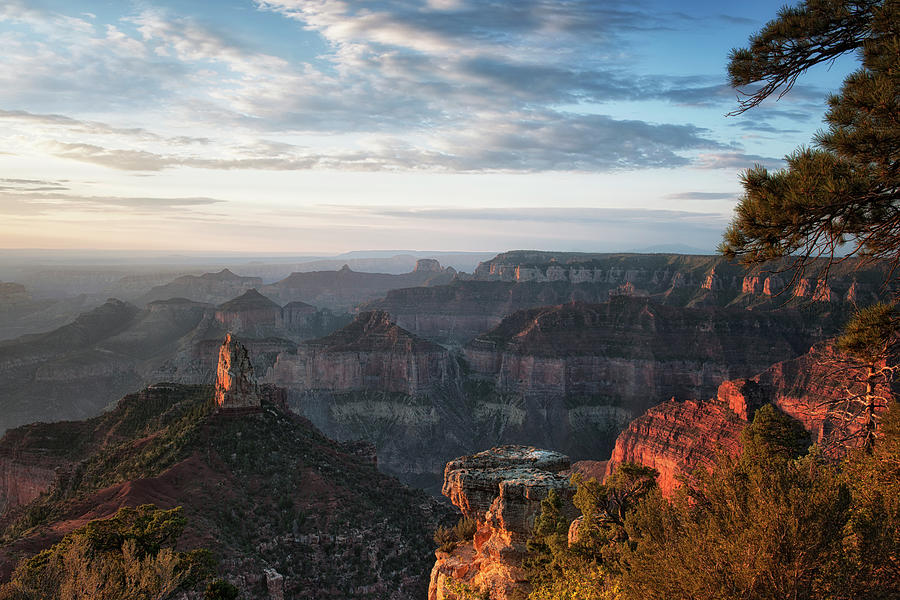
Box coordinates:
[214,333,261,411]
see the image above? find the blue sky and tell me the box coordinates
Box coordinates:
[0,0,855,253]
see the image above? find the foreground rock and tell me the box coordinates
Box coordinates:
[430,446,578,600]
[606,343,893,496]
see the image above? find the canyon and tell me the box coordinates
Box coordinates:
[0,249,895,599]
[259,297,837,491]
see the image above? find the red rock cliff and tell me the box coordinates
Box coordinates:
[605,344,891,496]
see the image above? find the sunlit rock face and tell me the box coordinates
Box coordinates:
[214,334,261,411]
[605,343,892,497]
[430,446,578,600]
[605,395,746,497]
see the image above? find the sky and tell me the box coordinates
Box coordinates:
[0,0,857,254]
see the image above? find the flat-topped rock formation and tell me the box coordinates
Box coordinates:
[214,289,283,335]
[266,310,455,395]
[430,446,578,600]
[261,312,463,488]
[605,343,893,496]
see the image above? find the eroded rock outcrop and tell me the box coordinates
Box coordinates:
[430,446,577,600]
[214,334,261,412]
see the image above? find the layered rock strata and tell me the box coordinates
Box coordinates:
[462,298,822,458]
[430,446,578,600]
[368,260,873,343]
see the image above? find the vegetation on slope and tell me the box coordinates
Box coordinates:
[524,402,900,599]
[0,504,224,600]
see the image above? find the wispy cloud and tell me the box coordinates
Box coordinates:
[0,178,223,216]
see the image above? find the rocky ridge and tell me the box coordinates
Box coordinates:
[139,269,264,306]
[474,252,892,301]
[430,446,577,600]
[368,253,890,343]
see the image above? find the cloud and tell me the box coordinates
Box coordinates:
[0,109,210,143]
[43,111,723,173]
[0,1,808,176]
